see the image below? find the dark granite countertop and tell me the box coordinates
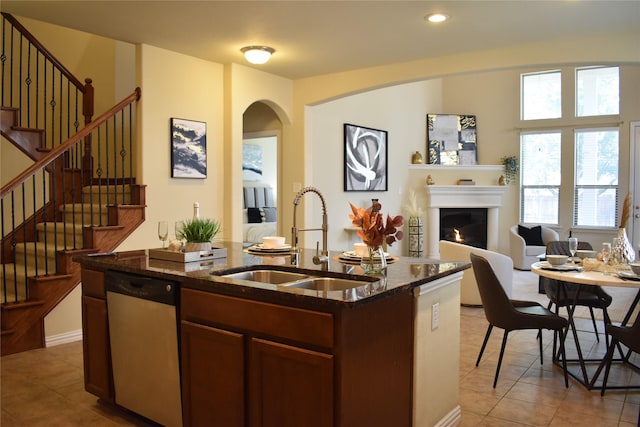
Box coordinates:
[75,241,469,307]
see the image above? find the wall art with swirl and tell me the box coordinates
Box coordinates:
[343,123,388,192]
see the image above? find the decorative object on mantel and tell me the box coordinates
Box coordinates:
[403,190,424,257]
[426,114,477,166]
[457,179,475,185]
[411,151,423,164]
[177,217,222,253]
[426,174,434,185]
[498,175,506,186]
[500,155,519,184]
[613,193,635,264]
[349,200,403,274]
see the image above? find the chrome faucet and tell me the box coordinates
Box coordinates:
[291,186,329,268]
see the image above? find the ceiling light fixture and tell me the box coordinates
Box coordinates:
[241,46,275,65]
[426,13,449,23]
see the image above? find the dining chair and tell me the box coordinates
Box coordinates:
[470,253,569,388]
[540,241,613,341]
[600,315,640,424]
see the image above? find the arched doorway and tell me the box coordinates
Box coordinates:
[241,102,282,245]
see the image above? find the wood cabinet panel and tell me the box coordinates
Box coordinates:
[181,321,244,427]
[181,288,333,348]
[81,295,112,400]
[81,268,105,298]
[249,338,334,427]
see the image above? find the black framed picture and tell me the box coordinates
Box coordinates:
[426,114,477,165]
[344,123,388,191]
[171,118,207,178]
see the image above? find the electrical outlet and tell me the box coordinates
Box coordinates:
[431,302,439,330]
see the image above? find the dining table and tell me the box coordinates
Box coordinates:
[531,261,640,390]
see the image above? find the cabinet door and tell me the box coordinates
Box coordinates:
[181,320,244,427]
[249,338,333,427]
[81,295,113,401]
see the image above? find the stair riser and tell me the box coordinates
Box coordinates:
[61,211,109,226]
[82,189,132,205]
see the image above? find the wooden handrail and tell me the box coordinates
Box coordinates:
[1,12,85,90]
[0,88,141,199]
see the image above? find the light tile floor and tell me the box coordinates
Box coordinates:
[2,270,640,426]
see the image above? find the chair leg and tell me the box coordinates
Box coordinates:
[588,307,600,342]
[476,325,494,367]
[600,337,619,396]
[538,329,543,364]
[493,330,509,388]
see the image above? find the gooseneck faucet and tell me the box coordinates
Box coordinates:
[291,187,329,268]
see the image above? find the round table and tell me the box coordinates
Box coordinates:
[531,261,640,390]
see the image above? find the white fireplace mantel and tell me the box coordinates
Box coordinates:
[424,185,507,258]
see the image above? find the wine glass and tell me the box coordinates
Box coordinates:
[568,237,578,264]
[602,242,611,271]
[175,221,185,251]
[158,221,168,248]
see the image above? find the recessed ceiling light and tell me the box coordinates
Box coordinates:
[426,13,449,23]
[241,46,275,65]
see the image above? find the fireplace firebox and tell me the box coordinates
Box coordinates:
[439,208,487,249]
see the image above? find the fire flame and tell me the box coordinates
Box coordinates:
[454,228,463,242]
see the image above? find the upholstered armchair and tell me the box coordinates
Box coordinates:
[509,225,559,270]
[439,240,513,306]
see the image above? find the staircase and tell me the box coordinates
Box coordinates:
[1,13,145,355]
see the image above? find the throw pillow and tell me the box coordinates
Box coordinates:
[518,224,544,246]
[247,207,262,223]
[261,207,277,223]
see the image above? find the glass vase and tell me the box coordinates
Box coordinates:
[613,227,636,264]
[361,245,387,274]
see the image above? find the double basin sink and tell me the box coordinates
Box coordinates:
[214,267,377,292]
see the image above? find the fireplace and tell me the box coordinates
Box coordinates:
[440,208,488,249]
[424,185,506,257]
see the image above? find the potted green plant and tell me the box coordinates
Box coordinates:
[178,218,221,252]
[500,155,519,184]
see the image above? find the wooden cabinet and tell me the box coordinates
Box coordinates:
[181,320,245,427]
[181,288,334,427]
[80,269,113,401]
[249,338,333,427]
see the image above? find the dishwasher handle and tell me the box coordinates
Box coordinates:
[106,271,177,306]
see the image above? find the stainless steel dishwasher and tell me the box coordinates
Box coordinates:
[106,271,182,427]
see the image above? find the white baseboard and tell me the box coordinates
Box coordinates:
[434,405,462,427]
[46,329,82,347]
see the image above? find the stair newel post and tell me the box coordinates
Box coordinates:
[82,79,94,180]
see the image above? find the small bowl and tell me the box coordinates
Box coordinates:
[546,255,569,266]
[630,263,640,275]
[262,236,286,249]
[575,250,597,260]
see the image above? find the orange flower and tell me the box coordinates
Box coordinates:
[349,201,404,250]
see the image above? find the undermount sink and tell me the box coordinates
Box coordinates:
[220,269,311,284]
[282,277,367,291]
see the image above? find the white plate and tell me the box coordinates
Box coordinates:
[340,250,390,260]
[618,271,640,281]
[538,261,583,271]
[248,244,291,253]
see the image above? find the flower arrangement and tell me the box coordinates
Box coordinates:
[178,218,221,243]
[500,155,519,184]
[349,200,404,250]
[403,189,423,218]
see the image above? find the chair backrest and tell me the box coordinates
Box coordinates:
[470,253,516,328]
[546,240,593,256]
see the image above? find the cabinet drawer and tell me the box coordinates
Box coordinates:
[82,269,105,298]
[181,288,334,348]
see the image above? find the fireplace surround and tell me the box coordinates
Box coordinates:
[424,185,506,258]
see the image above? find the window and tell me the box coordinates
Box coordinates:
[574,129,619,227]
[521,71,561,120]
[520,132,561,224]
[576,67,619,117]
[519,67,620,229]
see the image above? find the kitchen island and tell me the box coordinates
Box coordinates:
[75,242,468,427]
